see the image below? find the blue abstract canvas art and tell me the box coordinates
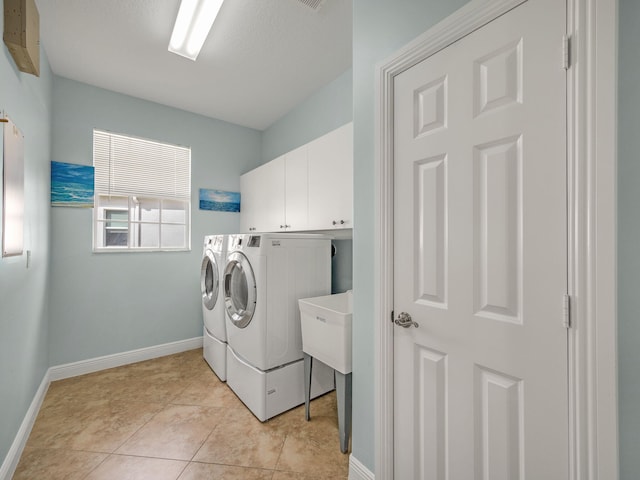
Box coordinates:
[199,188,240,212]
[51,161,94,208]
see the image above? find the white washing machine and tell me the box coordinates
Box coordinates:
[224,233,335,421]
[201,234,228,381]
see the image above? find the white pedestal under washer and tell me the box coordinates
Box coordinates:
[223,233,335,421]
[201,234,228,380]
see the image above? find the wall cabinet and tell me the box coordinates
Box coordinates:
[284,145,309,231]
[307,122,353,230]
[240,146,309,233]
[239,156,284,233]
[240,122,352,234]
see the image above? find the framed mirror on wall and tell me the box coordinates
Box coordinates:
[2,114,24,257]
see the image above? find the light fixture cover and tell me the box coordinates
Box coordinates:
[168,0,224,61]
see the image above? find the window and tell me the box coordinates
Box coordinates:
[104,208,128,246]
[93,130,191,251]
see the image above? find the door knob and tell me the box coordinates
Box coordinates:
[394,312,418,328]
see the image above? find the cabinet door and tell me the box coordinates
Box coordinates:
[284,145,308,231]
[240,156,285,232]
[307,123,353,229]
[239,169,258,233]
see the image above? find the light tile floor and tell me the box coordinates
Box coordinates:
[13,349,349,479]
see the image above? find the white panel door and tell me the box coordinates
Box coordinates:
[393,0,568,478]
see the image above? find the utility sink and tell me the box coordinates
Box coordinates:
[299,291,352,374]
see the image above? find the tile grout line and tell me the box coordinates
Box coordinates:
[78,452,111,480]
[185,459,277,473]
[184,412,284,474]
[108,398,169,457]
[272,429,289,474]
[186,419,220,464]
[174,458,190,480]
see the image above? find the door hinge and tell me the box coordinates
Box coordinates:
[562,35,571,70]
[390,310,394,323]
[563,294,572,328]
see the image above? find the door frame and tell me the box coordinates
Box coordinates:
[373,0,618,478]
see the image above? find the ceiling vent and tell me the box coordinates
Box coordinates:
[295,0,326,11]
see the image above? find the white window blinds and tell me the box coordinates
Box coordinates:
[93,130,191,200]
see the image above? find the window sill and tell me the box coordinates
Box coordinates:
[92,247,192,253]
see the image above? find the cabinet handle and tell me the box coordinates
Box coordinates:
[340,220,345,225]
[280,225,285,229]
[332,220,337,225]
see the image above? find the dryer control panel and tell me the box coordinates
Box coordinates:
[247,236,261,247]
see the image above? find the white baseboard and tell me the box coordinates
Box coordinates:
[349,455,375,480]
[49,336,203,381]
[0,371,50,480]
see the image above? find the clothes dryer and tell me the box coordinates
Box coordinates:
[224,233,335,421]
[201,234,228,380]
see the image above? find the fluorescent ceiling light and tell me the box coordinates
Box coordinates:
[168,0,224,61]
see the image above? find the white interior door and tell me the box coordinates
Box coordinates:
[393,0,568,478]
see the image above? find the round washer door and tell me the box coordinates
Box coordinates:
[224,251,256,329]
[200,250,219,311]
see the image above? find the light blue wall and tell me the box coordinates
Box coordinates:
[261,68,354,296]
[352,0,470,471]
[261,68,352,164]
[618,0,638,477]
[0,8,53,466]
[49,77,262,365]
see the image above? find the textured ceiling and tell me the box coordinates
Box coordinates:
[35,0,352,130]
